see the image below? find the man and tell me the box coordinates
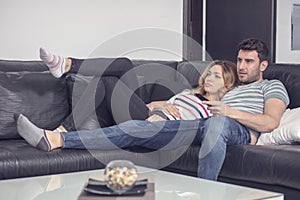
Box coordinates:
[197,38,289,179]
[17,38,289,181]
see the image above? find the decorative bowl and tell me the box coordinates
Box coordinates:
[104,160,138,194]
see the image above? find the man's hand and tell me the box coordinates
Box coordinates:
[203,100,231,116]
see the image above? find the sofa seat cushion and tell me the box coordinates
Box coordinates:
[220,144,300,190]
[163,144,300,190]
[0,140,161,180]
[0,139,106,180]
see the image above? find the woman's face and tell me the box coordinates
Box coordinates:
[203,64,226,98]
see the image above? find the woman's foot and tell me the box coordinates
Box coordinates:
[39,48,71,78]
[16,114,63,151]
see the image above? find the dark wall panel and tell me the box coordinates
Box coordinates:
[183,0,276,62]
[183,0,203,61]
[206,0,275,62]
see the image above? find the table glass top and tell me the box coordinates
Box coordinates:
[0,166,283,200]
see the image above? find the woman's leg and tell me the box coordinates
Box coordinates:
[69,57,138,92]
[40,48,144,130]
[40,48,127,78]
[60,77,106,131]
[99,77,150,124]
[61,76,149,131]
[39,47,139,94]
[69,57,141,97]
[40,47,141,98]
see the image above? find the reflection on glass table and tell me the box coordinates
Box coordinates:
[0,166,284,200]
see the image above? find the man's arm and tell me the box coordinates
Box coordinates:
[227,98,286,132]
[203,98,286,133]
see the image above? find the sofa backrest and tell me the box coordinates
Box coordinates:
[139,60,300,109]
[131,60,212,103]
[176,60,212,87]
[0,60,70,139]
[0,58,299,140]
[0,60,48,72]
[264,63,300,109]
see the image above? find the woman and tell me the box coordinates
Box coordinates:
[40,48,238,132]
[16,59,239,151]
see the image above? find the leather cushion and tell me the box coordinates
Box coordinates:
[220,144,300,190]
[150,78,186,101]
[0,60,48,72]
[176,61,211,88]
[0,71,69,139]
[132,60,178,103]
[264,64,300,109]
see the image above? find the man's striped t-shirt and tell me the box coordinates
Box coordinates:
[221,79,290,137]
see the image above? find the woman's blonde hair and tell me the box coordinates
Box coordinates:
[195,60,239,96]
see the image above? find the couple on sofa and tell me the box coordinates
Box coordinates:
[16,38,289,181]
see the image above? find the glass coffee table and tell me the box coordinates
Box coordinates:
[0,166,283,200]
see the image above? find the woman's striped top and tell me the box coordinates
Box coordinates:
[151,90,212,120]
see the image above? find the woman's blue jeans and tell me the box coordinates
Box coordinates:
[61,116,251,180]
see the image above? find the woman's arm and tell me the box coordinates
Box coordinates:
[146,101,168,111]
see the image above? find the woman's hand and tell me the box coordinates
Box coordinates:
[146,101,168,111]
[146,114,166,122]
[147,102,180,119]
[161,104,180,119]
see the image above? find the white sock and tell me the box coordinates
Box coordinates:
[54,127,63,133]
[39,47,66,78]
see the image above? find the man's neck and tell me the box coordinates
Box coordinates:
[240,78,264,85]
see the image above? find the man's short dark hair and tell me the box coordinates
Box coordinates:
[238,38,269,62]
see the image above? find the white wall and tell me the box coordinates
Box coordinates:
[276,0,300,63]
[0,0,183,60]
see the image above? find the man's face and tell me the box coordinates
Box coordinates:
[236,50,265,84]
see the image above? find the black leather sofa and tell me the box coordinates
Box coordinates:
[0,58,299,200]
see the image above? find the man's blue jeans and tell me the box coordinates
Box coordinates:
[61,116,251,180]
